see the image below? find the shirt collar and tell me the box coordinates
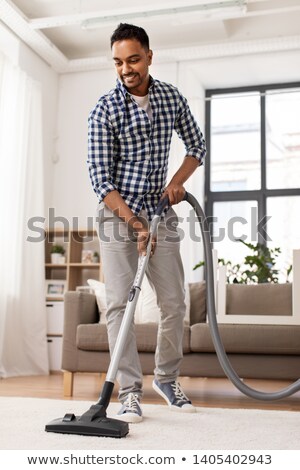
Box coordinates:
[116,75,156,99]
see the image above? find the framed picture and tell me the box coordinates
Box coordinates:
[81,250,93,264]
[45,280,67,299]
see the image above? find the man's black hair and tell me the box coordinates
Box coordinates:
[110,23,150,50]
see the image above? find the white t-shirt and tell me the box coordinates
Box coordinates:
[131,93,153,122]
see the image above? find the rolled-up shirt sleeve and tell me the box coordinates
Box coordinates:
[87,100,117,202]
[174,92,206,165]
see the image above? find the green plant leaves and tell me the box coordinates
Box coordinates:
[193,239,291,284]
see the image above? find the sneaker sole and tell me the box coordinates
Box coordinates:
[170,404,196,413]
[116,413,143,423]
[152,381,196,413]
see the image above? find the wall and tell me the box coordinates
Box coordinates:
[52,67,115,228]
[190,49,300,89]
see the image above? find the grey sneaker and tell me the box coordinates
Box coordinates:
[152,379,196,413]
[116,393,143,423]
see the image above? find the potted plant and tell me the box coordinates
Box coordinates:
[194,239,292,284]
[51,244,66,264]
[93,251,100,263]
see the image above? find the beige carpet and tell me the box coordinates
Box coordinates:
[0,397,299,450]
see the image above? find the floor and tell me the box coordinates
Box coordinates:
[0,373,299,411]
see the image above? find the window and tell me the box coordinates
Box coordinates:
[212,200,258,265]
[210,92,261,192]
[266,89,300,190]
[205,83,300,280]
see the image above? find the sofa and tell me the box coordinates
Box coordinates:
[61,281,300,397]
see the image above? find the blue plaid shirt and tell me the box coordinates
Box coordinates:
[88,77,206,220]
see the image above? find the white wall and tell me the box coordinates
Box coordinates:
[190,50,300,90]
[52,67,114,228]
[0,23,58,218]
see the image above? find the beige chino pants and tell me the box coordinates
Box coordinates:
[97,203,186,403]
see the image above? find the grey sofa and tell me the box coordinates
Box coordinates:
[61,282,300,396]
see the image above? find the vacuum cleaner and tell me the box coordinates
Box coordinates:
[45,191,300,438]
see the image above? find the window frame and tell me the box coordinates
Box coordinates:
[205,82,300,245]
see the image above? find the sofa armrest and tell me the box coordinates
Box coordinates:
[61,291,98,372]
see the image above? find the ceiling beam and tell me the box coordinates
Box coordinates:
[0,0,68,71]
[28,1,247,30]
[26,0,300,31]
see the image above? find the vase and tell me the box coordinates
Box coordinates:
[51,253,62,264]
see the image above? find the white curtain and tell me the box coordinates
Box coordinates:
[0,52,49,377]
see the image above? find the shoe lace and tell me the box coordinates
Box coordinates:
[171,382,189,403]
[124,393,140,413]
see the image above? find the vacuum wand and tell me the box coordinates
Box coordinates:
[105,205,165,383]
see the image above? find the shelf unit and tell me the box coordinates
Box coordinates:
[44,228,102,370]
[44,228,102,299]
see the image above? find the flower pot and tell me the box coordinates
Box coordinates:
[51,253,62,264]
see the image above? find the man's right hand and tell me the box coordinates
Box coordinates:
[136,227,156,257]
[103,191,156,256]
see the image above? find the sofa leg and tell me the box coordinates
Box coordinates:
[63,371,74,397]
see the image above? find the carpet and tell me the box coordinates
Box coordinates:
[0,397,299,450]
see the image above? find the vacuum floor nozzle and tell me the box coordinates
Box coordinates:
[45,414,129,438]
[45,401,129,438]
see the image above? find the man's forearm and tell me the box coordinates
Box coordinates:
[163,156,199,204]
[169,155,200,186]
[103,190,145,231]
[103,190,153,256]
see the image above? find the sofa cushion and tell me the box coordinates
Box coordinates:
[77,323,191,353]
[190,323,300,354]
[189,281,206,325]
[77,324,109,351]
[226,283,292,316]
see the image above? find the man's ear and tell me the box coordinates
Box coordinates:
[148,49,153,65]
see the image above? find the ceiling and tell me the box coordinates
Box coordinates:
[1,0,300,73]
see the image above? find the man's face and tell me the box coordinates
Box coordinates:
[112,39,153,96]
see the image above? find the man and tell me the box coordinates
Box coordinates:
[88,23,206,423]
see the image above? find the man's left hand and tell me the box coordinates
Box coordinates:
[162,183,185,205]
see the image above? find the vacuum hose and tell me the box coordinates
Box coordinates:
[184,191,300,401]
